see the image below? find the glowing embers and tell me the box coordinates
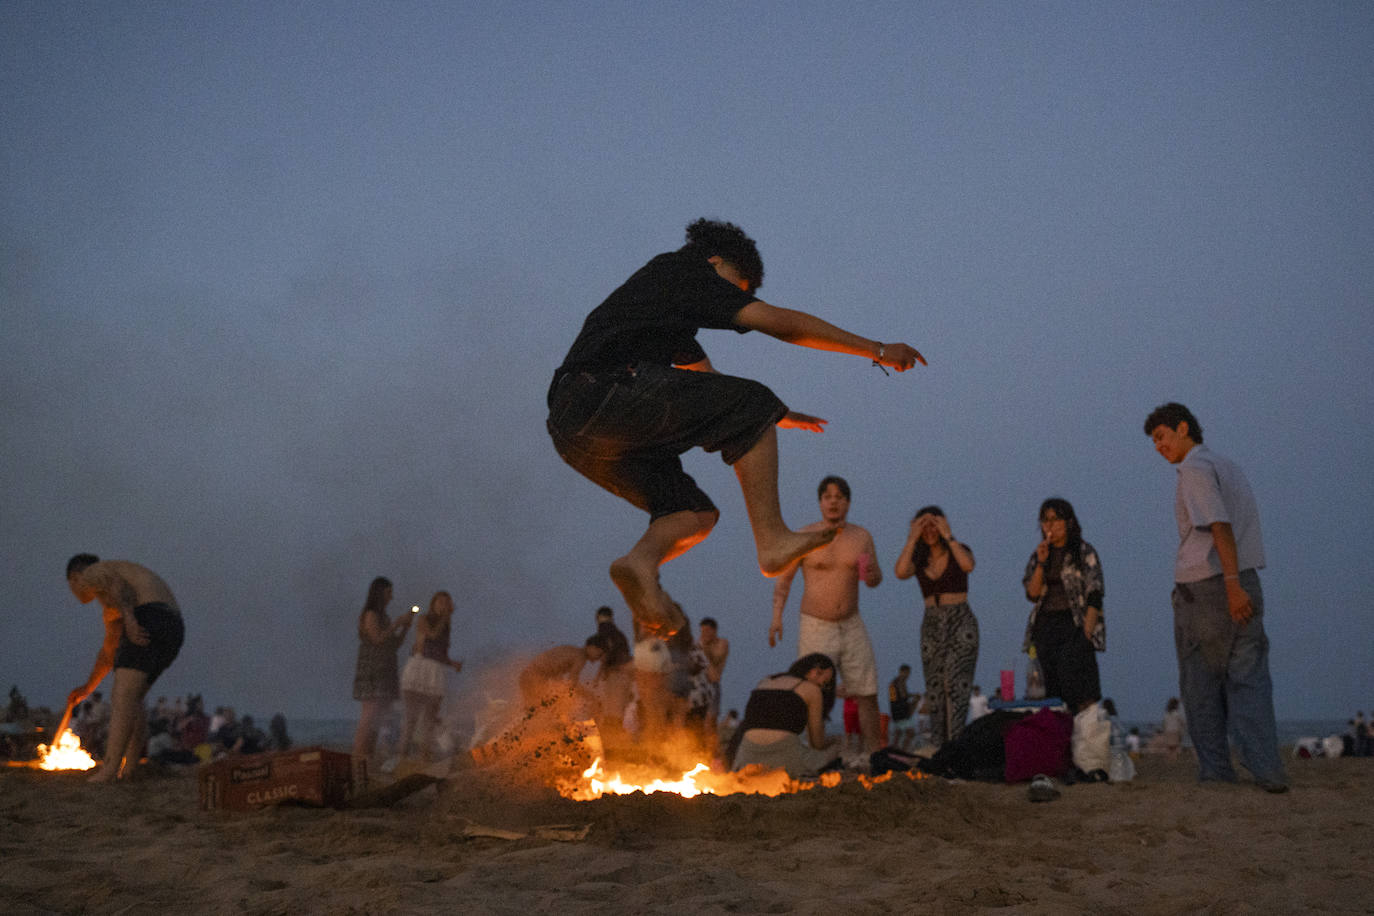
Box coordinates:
[555,756,928,801]
[36,728,97,771]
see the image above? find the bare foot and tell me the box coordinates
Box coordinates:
[87,765,119,784]
[759,527,837,577]
[609,558,685,636]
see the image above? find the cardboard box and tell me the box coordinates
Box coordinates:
[198,747,359,812]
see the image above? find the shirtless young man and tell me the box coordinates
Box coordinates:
[696,617,730,739]
[65,554,185,782]
[546,219,923,636]
[770,476,884,755]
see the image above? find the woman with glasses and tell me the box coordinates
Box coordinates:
[1020,498,1105,715]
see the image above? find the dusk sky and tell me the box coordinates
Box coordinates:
[4,2,1371,728]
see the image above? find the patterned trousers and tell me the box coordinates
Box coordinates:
[920,601,980,747]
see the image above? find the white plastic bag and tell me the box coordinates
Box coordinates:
[1071,702,1111,774]
[1109,747,1136,782]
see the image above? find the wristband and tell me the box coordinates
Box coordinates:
[872,343,889,376]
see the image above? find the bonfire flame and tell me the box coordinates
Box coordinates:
[37,728,97,771]
[566,758,715,800]
[557,756,908,801]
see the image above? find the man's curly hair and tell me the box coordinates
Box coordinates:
[682,218,764,292]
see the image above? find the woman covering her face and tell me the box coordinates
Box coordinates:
[894,506,978,748]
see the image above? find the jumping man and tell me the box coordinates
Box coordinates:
[546,219,923,635]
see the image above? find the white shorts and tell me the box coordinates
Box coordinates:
[797,613,878,697]
[400,655,447,698]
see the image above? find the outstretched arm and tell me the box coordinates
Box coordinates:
[733,301,925,371]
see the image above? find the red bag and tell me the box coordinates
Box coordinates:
[1003,707,1072,783]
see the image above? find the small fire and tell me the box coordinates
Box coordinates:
[565,758,716,800]
[558,757,890,800]
[37,729,97,771]
[557,757,927,800]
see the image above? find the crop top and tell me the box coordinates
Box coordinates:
[418,620,451,663]
[913,544,973,598]
[738,684,808,735]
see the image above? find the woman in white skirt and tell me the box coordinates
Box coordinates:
[399,591,463,760]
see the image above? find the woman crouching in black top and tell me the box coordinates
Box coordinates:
[728,653,840,778]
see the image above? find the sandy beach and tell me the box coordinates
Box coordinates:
[3,749,1371,916]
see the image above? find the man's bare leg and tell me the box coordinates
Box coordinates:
[90,667,149,783]
[856,694,882,753]
[611,509,716,632]
[733,426,835,575]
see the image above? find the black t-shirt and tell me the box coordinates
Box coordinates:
[557,248,757,372]
[1042,546,1071,612]
[597,621,632,668]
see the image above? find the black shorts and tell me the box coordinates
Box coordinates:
[546,364,787,520]
[113,602,185,686]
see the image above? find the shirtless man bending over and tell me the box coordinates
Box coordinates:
[546,219,923,636]
[771,476,884,756]
[65,554,185,782]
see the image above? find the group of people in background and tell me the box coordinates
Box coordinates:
[351,577,462,764]
[6,684,290,769]
[515,604,732,759]
[727,471,1107,778]
[371,395,1280,787]
[53,214,1288,802]
[141,695,290,765]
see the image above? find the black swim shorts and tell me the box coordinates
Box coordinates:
[546,363,788,520]
[113,602,185,685]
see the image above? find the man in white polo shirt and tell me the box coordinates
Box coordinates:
[1144,402,1286,793]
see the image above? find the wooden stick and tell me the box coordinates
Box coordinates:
[53,702,74,742]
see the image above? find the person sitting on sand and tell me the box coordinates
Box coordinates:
[888,665,918,752]
[145,718,180,764]
[65,553,186,783]
[729,653,841,779]
[518,640,605,710]
[175,694,210,757]
[546,218,924,637]
[1126,727,1141,756]
[238,715,267,755]
[268,713,291,751]
[968,685,990,720]
[211,707,243,758]
[1148,697,1186,758]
